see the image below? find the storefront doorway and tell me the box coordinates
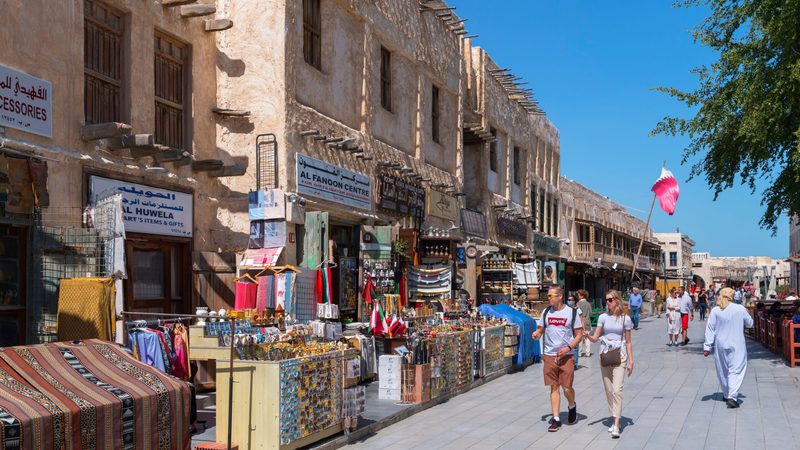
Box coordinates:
[125,236,191,314]
[0,224,26,347]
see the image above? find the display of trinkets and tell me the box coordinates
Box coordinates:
[420,240,451,259]
[484,325,505,376]
[481,254,511,270]
[279,353,344,445]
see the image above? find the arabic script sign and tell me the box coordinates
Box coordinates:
[377,170,425,218]
[0,65,52,138]
[89,176,193,237]
[296,153,371,210]
[428,190,459,223]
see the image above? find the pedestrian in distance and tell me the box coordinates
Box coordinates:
[654,291,664,318]
[703,287,754,408]
[733,287,743,305]
[576,290,593,357]
[707,287,716,308]
[531,285,584,432]
[585,290,634,439]
[666,288,681,346]
[698,288,708,321]
[628,287,643,330]
[678,285,694,346]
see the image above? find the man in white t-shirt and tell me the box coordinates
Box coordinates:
[532,285,584,432]
[679,285,694,346]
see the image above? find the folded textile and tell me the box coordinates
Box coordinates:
[57,277,116,342]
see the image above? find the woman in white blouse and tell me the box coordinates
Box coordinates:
[586,290,634,439]
[666,288,681,346]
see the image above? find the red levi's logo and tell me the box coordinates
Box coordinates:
[547,317,568,327]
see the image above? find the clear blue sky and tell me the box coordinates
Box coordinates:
[451,0,788,258]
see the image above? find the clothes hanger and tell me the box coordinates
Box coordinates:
[254,266,275,277]
[234,273,258,283]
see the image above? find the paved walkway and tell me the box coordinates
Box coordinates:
[343,314,800,449]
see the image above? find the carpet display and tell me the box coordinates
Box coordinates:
[0,339,191,450]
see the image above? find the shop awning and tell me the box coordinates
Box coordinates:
[241,247,283,267]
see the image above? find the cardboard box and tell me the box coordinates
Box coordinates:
[378,387,401,401]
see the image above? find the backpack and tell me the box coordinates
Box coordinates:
[541,306,579,334]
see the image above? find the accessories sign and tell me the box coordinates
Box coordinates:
[296,154,371,210]
[0,64,52,138]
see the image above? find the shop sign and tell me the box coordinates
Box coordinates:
[637,255,651,270]
[89,176,192,237]
[0,65,52,138]
[248,189,285,221]
[248,220,286,249]
[533,231,560,257]
[428,189,459,223]
[496,217,528,243]
[296,153,371,210]
[542,260,557,284]
[377,170,425,219]
[460,209,487,238]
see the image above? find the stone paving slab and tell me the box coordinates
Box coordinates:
[343,314,800,449]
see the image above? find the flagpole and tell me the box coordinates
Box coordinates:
[631,161,666,285]
[630,193,657,284]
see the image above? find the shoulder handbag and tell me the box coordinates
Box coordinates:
[600,347,621,367]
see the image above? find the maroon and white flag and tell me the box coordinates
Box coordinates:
[652,167,679,215]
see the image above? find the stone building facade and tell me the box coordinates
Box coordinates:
[559,177,662,298]
[0,0,237,345]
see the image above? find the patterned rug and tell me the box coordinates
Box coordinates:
[0,339,191,450]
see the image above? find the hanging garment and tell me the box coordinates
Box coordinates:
[256,275,275,315]
[128,329,167,372]
[511,262,539,286]
[398,270,407,308]
[275,273,287,310]
[234,281,257,310]
[284,273,295,317]
[363,275,376,305]
[57,277,116,341]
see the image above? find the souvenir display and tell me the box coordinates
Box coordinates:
[279,352,343,445]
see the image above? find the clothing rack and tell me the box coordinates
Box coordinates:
[120,310,237,450]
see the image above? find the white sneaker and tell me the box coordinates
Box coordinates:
[611,426,620,438]
[608,425,614,433]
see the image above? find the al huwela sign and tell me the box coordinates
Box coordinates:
[296,153,371,210]
[428,189,459,223]
[0,65,52,138]
[90,176,193,237]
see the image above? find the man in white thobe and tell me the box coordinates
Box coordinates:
[703,287,754,408]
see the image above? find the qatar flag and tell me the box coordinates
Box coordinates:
[651,167,680,215]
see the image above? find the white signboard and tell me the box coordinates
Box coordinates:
[249,189,285,221]
[0,65,52,138]
[296,153,371,210]
[90,176,193,237]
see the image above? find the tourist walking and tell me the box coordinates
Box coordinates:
[628,287,643,330]
[679,285,694,346]
[586,290,634,439]
[698,288,708,321]
[703,288,754,408]
[531,286,584,432]
[576,290,593,357]
[707,287,716,308]
[655,291,664,318]
[666,288,681,346]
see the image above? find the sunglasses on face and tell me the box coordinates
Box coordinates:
[548,294,561,298]
[605,297,615,301]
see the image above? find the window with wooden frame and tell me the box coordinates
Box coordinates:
[513,146,521,185]
[489,128,498,172]
[530,186,537,231]
[539,192,546,232]
[380,47,392,111]
[154,32,187,150]
[431,85,440,143]
[303,0,322,70]
[84,0,124,125]
[552,199,559,236]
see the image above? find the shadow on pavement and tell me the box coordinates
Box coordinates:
[587,416,635,431]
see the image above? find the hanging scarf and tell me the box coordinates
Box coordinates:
[316,269,324,304]
[316,267,333,304]
[275,273,287,311]
[363,274,377,305]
